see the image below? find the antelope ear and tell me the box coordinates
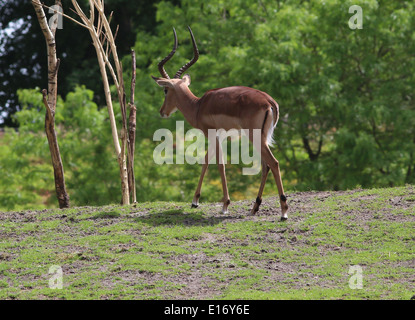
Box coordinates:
[182,74,191,86]
[151,75,174,88]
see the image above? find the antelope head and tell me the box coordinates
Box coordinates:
[152,26,199,118]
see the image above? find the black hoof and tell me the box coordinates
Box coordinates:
[280,216,288,222]
[191,203,198,208]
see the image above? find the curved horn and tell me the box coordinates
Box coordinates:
[174,26,199,79]
[158,27,178,79]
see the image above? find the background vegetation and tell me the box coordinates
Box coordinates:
[0,0,414,211]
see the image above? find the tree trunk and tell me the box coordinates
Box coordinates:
[33,0,70,209]
[43,89,70,208]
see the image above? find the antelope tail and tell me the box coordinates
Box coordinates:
[266,100,279,147]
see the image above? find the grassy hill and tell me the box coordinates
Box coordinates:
[0,185,414,300]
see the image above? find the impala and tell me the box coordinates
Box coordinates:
[152,27,289,220]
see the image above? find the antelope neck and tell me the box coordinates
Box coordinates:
[175,86,200,128]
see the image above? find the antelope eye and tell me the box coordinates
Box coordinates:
[164,88,168,95]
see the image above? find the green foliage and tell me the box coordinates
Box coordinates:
[0,87,120,210]
[130,0,415,194]
[0,0,171,126]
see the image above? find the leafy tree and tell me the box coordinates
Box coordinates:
[130,0,415,194]
[0,87,118,210]
[0,0,177,126]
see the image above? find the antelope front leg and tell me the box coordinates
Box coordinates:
[191,137,216,208]
[192,161,209,208]
[216,138,230,214]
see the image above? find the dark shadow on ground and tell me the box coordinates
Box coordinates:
[130,208,244,227]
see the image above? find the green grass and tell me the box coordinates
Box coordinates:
[0,185,414,300]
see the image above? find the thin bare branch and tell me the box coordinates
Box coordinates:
[128,49,137,203]
[41,89,51,113]
[71,0,90,26]
[113,24,119,43]
[68,0,132,205]
[108,11,113,26]
[54,58,61,78]
[33,0,89,30]
[130,50,136,105]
